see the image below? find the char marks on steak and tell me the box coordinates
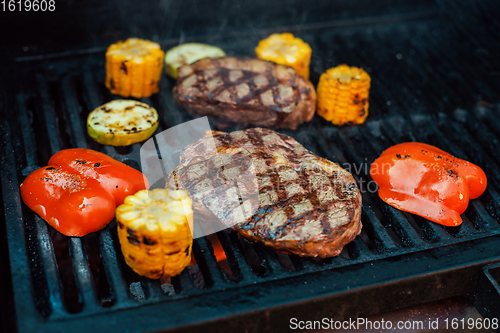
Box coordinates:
[167,128,362,258]
[173,57,317,130]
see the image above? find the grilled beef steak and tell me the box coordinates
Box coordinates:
[172,57,317,130]
[167,128,362,258]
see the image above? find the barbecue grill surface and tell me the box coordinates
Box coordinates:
[1,1,500,332]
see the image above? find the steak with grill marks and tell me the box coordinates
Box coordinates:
[166,128,362,258]
[172,57,316,130]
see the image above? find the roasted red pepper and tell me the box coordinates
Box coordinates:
[20,149,148,236]
[370,142,487,226]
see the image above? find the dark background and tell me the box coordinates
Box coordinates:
[0,0,442,59]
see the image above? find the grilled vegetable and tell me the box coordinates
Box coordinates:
[20,149,148,236]
[116,189,193,279]
[370,142,487,226]
[164,43,226,79]
[255,33,312,79]
[105,38,165,98]
[87,100,159,146]
[316,64,370,126]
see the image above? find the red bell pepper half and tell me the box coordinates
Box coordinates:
[20,148,148,236]
[370,142,487,227]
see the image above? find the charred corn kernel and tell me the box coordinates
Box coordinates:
[164,43,226,79]
[317,64,370,126]
[116,189,193,279]
[87,100,159,146]
[105,38,164,99]
[255,33,312,79]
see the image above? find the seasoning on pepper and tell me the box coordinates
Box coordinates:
[370,142,487,226]
[20,148,148,236]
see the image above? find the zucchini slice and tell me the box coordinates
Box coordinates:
[164,43,226,79]
[87,100,159,146]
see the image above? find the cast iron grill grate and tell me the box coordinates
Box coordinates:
[1,4,500,333]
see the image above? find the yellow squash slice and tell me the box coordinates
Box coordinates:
[164,43,226,79]
[116,189,194,279]
[105,38,164,98]
[87,100,159,146]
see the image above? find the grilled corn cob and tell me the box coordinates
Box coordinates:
[255,33,312,79]
[316,64,370,126]
[116,189,193,279]
[105,38,165,99]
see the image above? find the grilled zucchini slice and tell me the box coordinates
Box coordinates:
[87,100,159,146]
[164,43,226,79]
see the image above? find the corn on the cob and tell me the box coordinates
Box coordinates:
[116,189,193,279]
[105,38,164,99]
[255,33,312,79]
[316,64,370,126]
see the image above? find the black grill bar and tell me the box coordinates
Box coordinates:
[142,278,163,302]
[216,230,259,281]
[454,110,500,167]
[192,236,228,288]
[34,216,67,317]
[17,93,38,175]
[68,237,100,311]
[61,76,87,148]
[96,228,133,307]
[255,244,290,275]
[361,206,398,252]
[175,269,197,295]
[0,119,41,331]
[37,74,63,158]
[39,75,98,313]
[17,89,68,318]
